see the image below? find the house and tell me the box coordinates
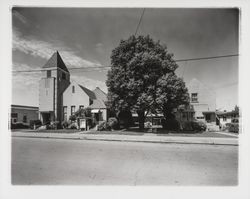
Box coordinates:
[39,51,108,126]
[11,105,39,125]
[63,82,107,123]
[216,110,239,128]
[187,78,217,124]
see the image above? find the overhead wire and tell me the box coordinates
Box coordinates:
[12,54,239,73]
[134,8,146,36]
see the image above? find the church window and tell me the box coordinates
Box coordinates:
[47,70,51,78]
[62,72,66,80]
[191,93,198,103]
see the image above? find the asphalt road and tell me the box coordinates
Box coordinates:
[12,137,238,185]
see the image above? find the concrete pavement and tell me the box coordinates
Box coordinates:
[11,130,238,146]
[12,137,238,185]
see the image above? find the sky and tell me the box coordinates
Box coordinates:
[12,8,239,111]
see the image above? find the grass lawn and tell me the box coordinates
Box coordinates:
[12,128,237,138]
[11,129,80,134]
[86,128,236,138]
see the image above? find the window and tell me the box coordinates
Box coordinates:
[205,114,211,121]
[62,72,66,80]
[47,70,51,78]
[63,106,67,121]
[23,115,27,123]
[71,106,75,115]
[89,99,93,105]
[11,113,18,123]
[79,105,84,110]
[72,86,75,93]
[191,93,198,103]
[11,113,18,118]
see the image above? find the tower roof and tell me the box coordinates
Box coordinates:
[43,51,69,73]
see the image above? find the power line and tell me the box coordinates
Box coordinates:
[135,8,145,36]
[175,54,239,63]
[12,53,239,73]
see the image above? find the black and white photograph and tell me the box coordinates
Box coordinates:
[1,1,250,199]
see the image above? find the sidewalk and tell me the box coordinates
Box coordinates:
[11,131,238,146]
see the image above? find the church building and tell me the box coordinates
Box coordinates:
[39,51,108,126]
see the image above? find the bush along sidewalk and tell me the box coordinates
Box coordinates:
[161,119,207,132]
[97,117,119,131]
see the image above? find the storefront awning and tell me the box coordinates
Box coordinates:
[91,109,100,113]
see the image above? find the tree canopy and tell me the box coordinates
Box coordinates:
[106,35,189,129]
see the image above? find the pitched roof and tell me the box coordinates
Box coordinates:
[78,84,96,99]
[89,99,106,109]
[92,87,107,102]
[43,51,69,73]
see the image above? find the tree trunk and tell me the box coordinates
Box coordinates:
[137,110,145,130]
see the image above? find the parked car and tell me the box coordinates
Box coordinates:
[11,122,29,129]
[29,120,42,129]
[226,118,239,133]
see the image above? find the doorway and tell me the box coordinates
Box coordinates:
[41,112,51,124]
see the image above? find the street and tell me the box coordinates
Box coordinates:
[12,137,238,185]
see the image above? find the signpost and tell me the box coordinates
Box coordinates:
[79,118,86,131]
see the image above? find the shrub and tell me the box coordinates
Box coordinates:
[162,119,180,130]
[181,121,206,132]
[86,118,97,129]
[47,121,60,130]
[62,120,70,129]
[191,121,207,131]
[181,121,193,131]
[69,115,77,122]
[68,122,78,129]
[108,117,119,130]
[97,121,110,131]
[29,120,42,129]
[228,123,239,133]
[144,121,152,128]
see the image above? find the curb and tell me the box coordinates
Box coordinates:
[12,134,238,146]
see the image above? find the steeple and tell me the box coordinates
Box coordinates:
[43,51,69,73]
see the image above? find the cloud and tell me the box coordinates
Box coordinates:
[11,63,108,106]
[12,62,40,71]
[12,67,41,106]
[95,43,103,48]
[13,29,102,68]
[71,75,107,93]
[12,10,29,25]
[95,42,105,54]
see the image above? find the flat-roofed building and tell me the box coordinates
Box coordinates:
[11,104,39,125]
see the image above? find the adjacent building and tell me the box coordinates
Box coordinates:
[217,110,239,128]
[187,78,217,124]
[11,105,39,125]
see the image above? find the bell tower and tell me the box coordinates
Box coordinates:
[39,51,70,126]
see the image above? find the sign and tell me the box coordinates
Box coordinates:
[80,119,86,129]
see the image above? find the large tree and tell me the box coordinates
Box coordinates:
[156,73,190,119]
[106,35,185,129]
